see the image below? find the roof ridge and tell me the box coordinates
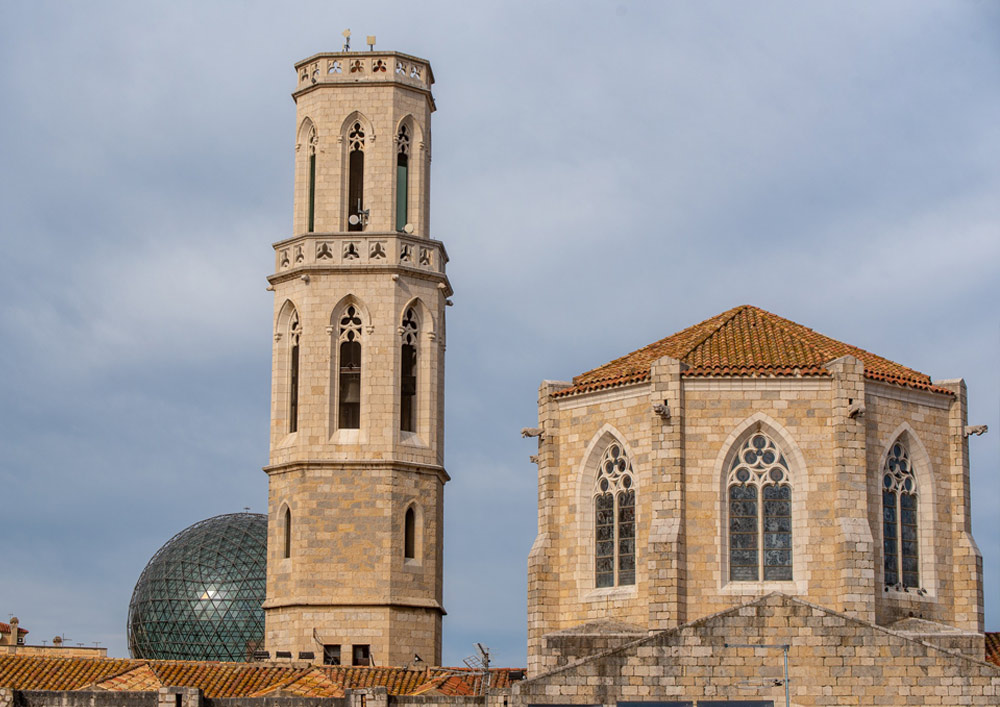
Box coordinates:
[89,660,153,686]
[677,304,750,362]
[745,305,832,367]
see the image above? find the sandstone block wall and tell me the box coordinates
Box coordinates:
[527,354,981,673]
[518,594,1000,706]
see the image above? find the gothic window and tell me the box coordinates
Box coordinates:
[307,125,317,232]
[337,305,362,429]
[404,506,416,559]
[347,122,365,231]
[727,432,792,582]
[288,310,301,434]
[396,124,410,231]
[594,442,635,588]
[883,440,919,589]
[282,506,292,559]
[400,308,418,432]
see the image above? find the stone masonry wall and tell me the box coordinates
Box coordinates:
[517,593,1000,706]
[527,357,977,672]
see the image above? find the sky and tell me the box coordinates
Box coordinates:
[0,1,997,668]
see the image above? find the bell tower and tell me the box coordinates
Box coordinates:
[263,46,450,667]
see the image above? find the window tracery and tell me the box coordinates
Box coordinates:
[348,122,365,231]
[337,305,362,429]
[883,440,919,589]
[727,432,792,582]
[594,442,635,588]
[396,124,410,232]
[400,308,418,432]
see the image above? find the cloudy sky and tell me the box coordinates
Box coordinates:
[0,1,997,667]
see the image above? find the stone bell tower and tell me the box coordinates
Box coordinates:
[263,47,450,667]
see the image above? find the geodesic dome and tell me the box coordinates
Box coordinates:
[127,512,267,661]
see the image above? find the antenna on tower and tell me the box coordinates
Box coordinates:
[342,29,351,52]
[367,35,376,51]
[462,643,490,696]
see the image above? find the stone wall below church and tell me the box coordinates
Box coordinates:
[518,593,1000,706]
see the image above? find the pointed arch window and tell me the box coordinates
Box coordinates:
[307,125,317,232]
[347,122,365,231]
[727,432,792,582]
[283,506,292,559]
[400,308,418,432]
[395,124,410,232]
[288,310,301,434]
[338,305,362,429]
[883,440,919,589]
[404,506,416,560]
[594,442,635,588]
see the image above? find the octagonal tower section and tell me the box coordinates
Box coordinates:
[263,50,449,668]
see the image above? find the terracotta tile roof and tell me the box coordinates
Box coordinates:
[0,654,524,698]
[0,655,135,691]
[418,667,522,696]
[987,633,1000,668]
[247,668,345,698]
[0,623,28,636]
[91,663,162,692]
[553,305,953,398]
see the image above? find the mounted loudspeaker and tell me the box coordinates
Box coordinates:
[348,214,361,225]
[403,223,414,234]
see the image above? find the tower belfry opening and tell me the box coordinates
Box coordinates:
[264,48,449,667]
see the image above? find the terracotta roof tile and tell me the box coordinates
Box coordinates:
[0,623,28,636]
[553,305,952,398]
[987,633,1000,668]
[0,655,524,698]
[90,663,162,692]
[0,655,134,691]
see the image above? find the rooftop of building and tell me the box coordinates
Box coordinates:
[987,632,1000,668]
[0,623,27,637]
[0,654,522,698]
[553,304,953,398]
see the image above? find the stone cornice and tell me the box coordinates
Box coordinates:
[262,597,446,615]
[263,459,450,483]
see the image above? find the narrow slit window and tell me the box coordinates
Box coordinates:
[396,124,409,231]
[337,305,362,430]
[283,507,292,559]
[400,308,418,432]
[307,125,317,232]
[404,507,416,559]
[347,122,365,231]
[308,151,316,232]
[289,311,301,434]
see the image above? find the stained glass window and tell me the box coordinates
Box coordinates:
[883,440,919,589]
[727,432,793,582]
[594,441,635,588]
